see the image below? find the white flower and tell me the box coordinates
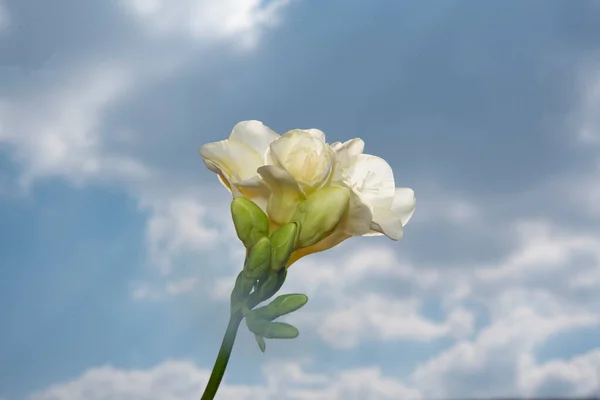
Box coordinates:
[199,120,415,265]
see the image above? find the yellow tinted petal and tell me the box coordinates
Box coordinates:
[199,138,263,183]
[286,231,352,268]
[257,165,306,225]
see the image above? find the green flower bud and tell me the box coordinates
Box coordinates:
[230,271,254,314]
[269,222,298,272]
[245,318,299,339]
[254,269,287,303]
[231,197,270,249]
[243,237,271,279]
[291,185,350,248]
[248,293,308,321]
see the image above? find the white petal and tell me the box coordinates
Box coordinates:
[368,188,415,240]
[335,138,364,161]
[332,138,365,182]
[344,154,395,209]
[199,139,263,187]
[268,130,334,193]
[341,186,373,236]
[369,208,403,240]
[392,187,416,226]
[330,141,342,150]
[257,165,306,225]
[229,120,280,159]
[302,128,326,141]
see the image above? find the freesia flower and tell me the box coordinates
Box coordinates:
[199,120,415,266]
[198,121,417,400]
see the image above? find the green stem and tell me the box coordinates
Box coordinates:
[200,312,243,400]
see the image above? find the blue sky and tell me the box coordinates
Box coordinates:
[1,0,600,398]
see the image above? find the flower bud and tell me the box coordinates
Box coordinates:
[291,185,350,248]
[269,222,298,272]
[231,197,270,249]
[243,237,271,279]
[230,271,254,314]
[253,269,287,303]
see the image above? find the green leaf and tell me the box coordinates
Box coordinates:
[249,293,308,321]
[254,334,266,353]
[231,197,270,249]
[246,317,299,339]
[269,222,298,271]
[243,237,271,279]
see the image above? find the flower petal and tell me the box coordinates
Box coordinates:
[268,130,334,193]
[199,139,264,193]
[286,231,352,267]
[303,128,326,141]
[340,185,373,236]
[229,120,280,159]
[332,138,365,182]
[257,165,306,225]
[392,187,416,226]
[368,188,416,240]
[335,138,365,163]
[369,208,403,240]
[235,175,272,214]
[344,154,395,209]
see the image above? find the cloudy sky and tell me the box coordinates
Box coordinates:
[1,0,600,399]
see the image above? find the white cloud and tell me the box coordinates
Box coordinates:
[475,220,600,283]
[0,0,293,282]
[144,193,221,273]
[120,0,290,49]
[410,289,599,398]
[29,360,421,400]
[0,63,145,188]
[315,295,473,349]
[519,349,600,397]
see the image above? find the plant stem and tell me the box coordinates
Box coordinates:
[200,312,243,400]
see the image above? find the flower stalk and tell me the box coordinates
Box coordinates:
[199,311,243,400]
